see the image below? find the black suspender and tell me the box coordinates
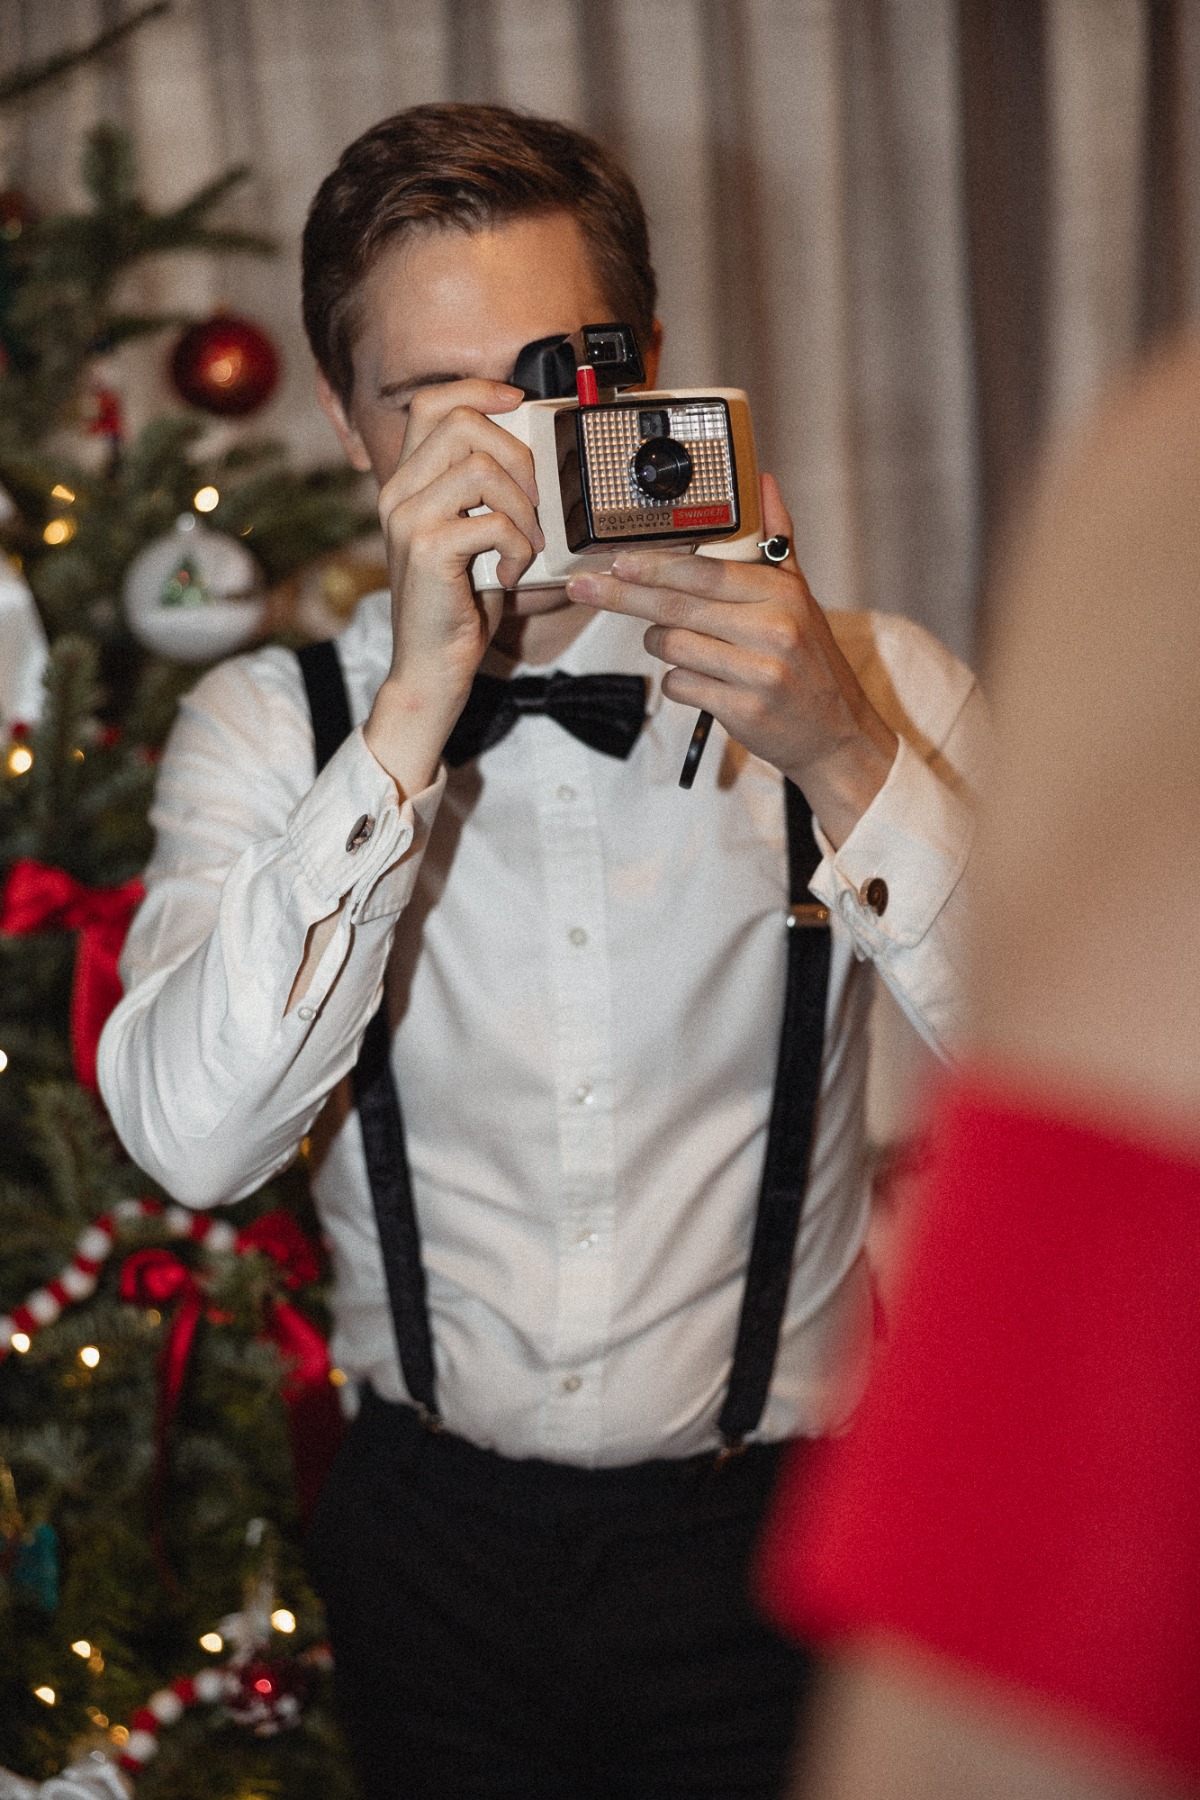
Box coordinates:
[298,639,832,1450]
[297,641,440,1424]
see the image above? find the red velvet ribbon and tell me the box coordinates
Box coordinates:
[120,1210,344,1574]
[0,858,144,1088]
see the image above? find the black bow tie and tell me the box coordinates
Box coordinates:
[443,670,647,767]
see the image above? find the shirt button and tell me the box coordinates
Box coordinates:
[296,1004,315,1022]
[557,784,577,803]
[345,813,375,853]
[561,1374,582,1394]
[860,876,889,916]
[568,926,588,946]
[575,1229,598,1249]
[572,1083,594,1105]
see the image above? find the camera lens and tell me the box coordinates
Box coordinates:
[631,436,693,502]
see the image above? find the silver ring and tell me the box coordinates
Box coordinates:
[757,534,791,565]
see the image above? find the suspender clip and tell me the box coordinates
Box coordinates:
[787,903,830,929]
[415,1403,443,1435]
[714,1435,747,1470]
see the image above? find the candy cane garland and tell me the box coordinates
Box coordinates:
[0,1202,238,1356]
[118,1669,240,1775]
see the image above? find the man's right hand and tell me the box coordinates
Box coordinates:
[363,379,545,798]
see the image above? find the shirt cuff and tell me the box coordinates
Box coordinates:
[285,724,445,920]
[809,736,974,950]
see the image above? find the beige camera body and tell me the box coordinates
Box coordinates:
[469,387,763,594]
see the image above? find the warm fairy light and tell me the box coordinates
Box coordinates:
[79,1345,100,1368]
[147,1308,161,1326]
[86,1707,109,1728]
[72,1640,92,1658]
[328,1367,347,1387]
[7,745,33,775]
[0,1049,7,1073]
[88,1647,105,1673]
[199,1631,224,1654]
[34,1686,56,1705]
[271,1608,296,1634]
[42,517,75,546]
[193,485,220,512]
[110,1726,129,1746]
[71,747,85,762]
[50,483,75,503]
[10,1332,31,1354]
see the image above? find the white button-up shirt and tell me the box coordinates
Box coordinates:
[99,593,984,1466]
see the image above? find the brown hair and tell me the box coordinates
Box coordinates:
[302,103,658,406]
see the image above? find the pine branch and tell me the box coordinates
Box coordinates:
[0,3,170,108]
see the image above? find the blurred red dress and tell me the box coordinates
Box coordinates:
[759,1071,1200,1782]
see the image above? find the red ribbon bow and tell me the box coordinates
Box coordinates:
[0,858,144,1088]
[120,1211,343,1579]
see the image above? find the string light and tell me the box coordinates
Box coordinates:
[7,745,33,775]
[71,747,85,762]
[10,1332,30,1354]
[79,1345,100,1368]
[193,485,220,512]
[199,1632,224,1654]
[270,1609,296,1634]
[72,1639,92,1659]
[42,518,75,546]
[34,1686,56,1705]
[86,1707,109,1728]
[50,483,75,503]
[0,1049,7,1073]
[328,1366,347,1387]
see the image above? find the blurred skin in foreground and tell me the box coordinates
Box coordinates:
[788,331,1200,1800]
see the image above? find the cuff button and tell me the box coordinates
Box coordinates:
[861,876,889,916]
[346,813,375,853]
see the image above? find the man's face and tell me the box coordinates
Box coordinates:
[319,211,660,618]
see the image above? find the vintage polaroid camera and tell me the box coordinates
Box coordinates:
[469,323,763,592]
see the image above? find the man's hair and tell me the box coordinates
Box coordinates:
[302,103,658,406]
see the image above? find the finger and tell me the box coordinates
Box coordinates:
[402,378,524,451]
[406,509,540,589]
[566,566,768,642]
[759,472,797,556]
[644,625,777,688]
[387,399,539,508]
[657,663,736,714]
[384,454,545,556]
[577,548,784,608]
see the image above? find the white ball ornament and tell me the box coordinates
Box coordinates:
[122,514,265,663]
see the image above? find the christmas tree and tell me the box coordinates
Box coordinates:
[0,16,367,1797]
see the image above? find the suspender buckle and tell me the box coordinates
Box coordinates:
[714,1435,747,1470]
[415,1403,443,1435]
[787,903,830,928]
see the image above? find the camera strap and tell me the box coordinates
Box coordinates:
[297,640,831,1448]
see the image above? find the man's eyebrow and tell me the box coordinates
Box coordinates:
[376,372,466,401]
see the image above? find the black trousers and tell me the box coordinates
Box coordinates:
[307,1389,814,1800]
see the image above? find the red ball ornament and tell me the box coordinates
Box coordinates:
[225,1656,311,1735]
[170,313,280,417]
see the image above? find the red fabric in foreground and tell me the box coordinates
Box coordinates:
[758,1072,1200,1780]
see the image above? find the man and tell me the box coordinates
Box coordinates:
[761,335,1200,1800]
[99,104,982,1798]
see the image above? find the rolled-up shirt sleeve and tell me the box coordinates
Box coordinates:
[98,645,444,1207]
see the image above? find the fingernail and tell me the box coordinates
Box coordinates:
[566,574,600,601]
[500,384,524,398]
[610,553,642,578]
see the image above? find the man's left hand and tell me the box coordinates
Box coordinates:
[565,475,898,848]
